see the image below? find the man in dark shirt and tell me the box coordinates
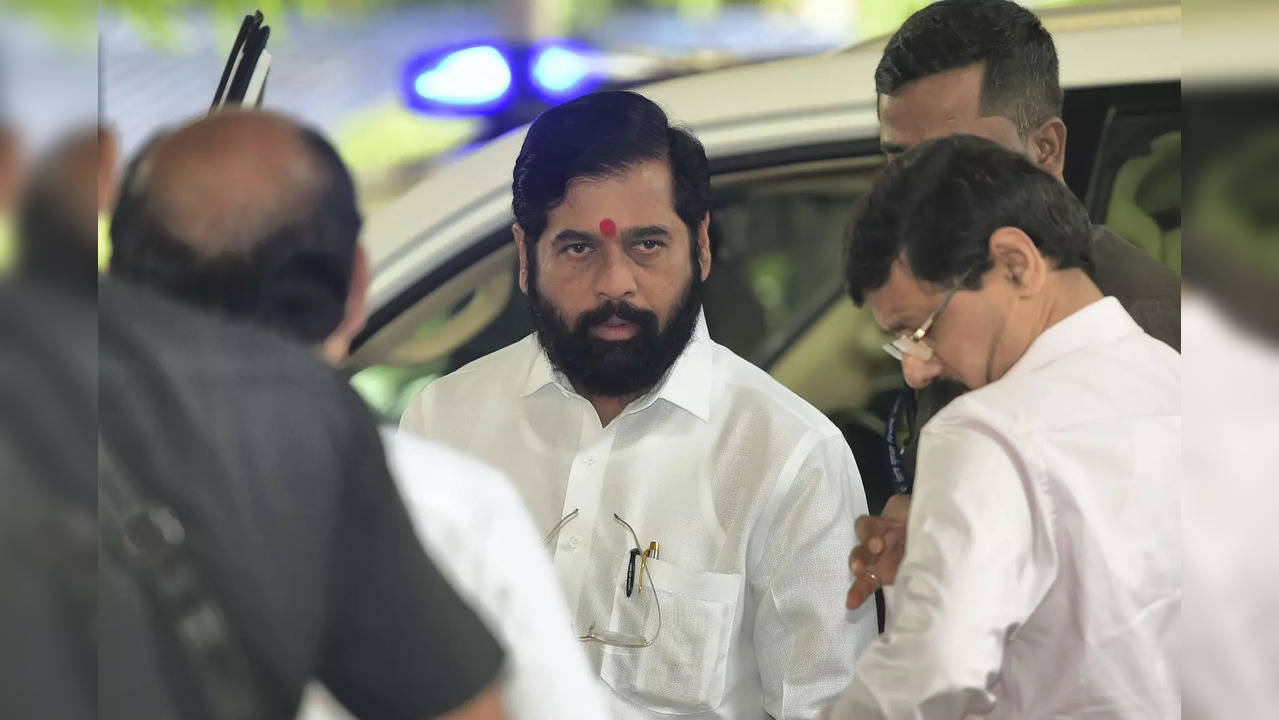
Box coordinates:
[98,278,507,720]
[871,0,1180,475]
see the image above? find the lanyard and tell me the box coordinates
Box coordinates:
[884,387,915,496]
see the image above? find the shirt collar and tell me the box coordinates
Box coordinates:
[519,311,713,423]
[1003,297,1141,379]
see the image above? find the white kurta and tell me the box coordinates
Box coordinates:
[401,315,878,719]
[823,297,1180,720]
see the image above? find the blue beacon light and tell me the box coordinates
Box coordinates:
[530,44,594,99]
[405,44,513,113]
[402,41,599,117]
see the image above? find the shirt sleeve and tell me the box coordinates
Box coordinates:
[752,434,879,720]
[398,380,436,439]
[317,394,505,720]
[822,417,1050,720]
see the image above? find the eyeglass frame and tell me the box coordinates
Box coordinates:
[543,509,662,649]
[882,267,979,362]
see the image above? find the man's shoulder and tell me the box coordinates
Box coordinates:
[1090,225,1181,350]
[708,340,843,442]
[417,336,537,400]
[929,332,1178,440]
[101,280,338,389]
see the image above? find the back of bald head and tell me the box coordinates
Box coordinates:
[110,110,361,344]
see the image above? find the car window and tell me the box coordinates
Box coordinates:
[351,155,886,424]
[1070,82,1181,273]
[704,158,883,366]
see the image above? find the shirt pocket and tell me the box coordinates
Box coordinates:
[599,556,742,715]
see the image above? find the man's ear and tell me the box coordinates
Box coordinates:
[513,223,530,295]
[988,227,1046,297]
[341,245,371,338]
[696,213,712,282]
[321,244,371,365]
[1027,117,1067,181]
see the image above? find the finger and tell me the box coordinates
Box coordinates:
[855,514,884,545]
[884,494,912,522]
[868,536,883,555]
[845,573,877,610]
[882,524,907,554]
[849,545,873,575]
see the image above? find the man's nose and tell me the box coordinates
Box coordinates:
[901,352,944,390]
[594,246,637,300]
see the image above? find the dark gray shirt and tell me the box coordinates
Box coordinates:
[98,281,503,720]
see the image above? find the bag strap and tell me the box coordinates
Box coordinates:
[98,435,273,720]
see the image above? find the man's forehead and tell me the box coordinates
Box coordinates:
[866,260,937,331]
[551,160,679,226]
[879,64,986,145]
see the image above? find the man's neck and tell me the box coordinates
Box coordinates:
[585,392,639,428]
[1034,269,1105,338]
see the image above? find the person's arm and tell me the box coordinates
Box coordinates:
[823,419,1054,720]
[433,684,505,720]
[318,392,506,720]
[751,434,879,719]
[386,431,609,720]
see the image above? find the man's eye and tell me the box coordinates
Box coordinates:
[565,243,591,256]
[636,240,664,251]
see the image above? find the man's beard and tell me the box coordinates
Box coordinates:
[528,271,703,399]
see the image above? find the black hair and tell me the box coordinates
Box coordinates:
[875,0,1061,136]
[512,90,710,249]
[108,126,361,345]
[845,134,1093,305]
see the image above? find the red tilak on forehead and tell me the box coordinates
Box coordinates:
[599,219,617,237]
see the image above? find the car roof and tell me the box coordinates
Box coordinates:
[363,1,1180,312]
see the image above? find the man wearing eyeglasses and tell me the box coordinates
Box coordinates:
[401,90,878,719]
[852,0,1181,541]
[823,135,1179,719]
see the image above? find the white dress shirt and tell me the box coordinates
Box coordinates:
[296,430,608,720]
[401,315,878,720]
[822,297,1180,720]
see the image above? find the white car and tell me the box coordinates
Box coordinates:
[348,1,1181,510]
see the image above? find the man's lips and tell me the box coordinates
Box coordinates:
[590,317,639,340]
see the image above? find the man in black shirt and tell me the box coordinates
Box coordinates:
[99,279,506,720]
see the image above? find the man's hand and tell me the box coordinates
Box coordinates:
[434,683,505,720]
[846,494,911,610]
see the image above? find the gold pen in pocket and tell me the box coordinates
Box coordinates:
[637,541,660,593]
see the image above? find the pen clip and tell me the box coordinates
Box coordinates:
[637,541,659,594]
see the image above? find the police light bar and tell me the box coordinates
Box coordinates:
[212,11,271,111]
[530,41,598,102]
[401,40,601,116]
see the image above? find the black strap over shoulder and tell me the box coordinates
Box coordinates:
[98,436,273,720]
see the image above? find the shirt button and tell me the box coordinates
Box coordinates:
[585,455,596,466]
[569,536,581,549]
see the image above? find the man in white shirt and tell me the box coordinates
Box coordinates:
[106,109,606,720]
[401,90,878,719]
[826,135,1179,719]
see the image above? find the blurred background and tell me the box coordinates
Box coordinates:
[91,0,1113,212]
